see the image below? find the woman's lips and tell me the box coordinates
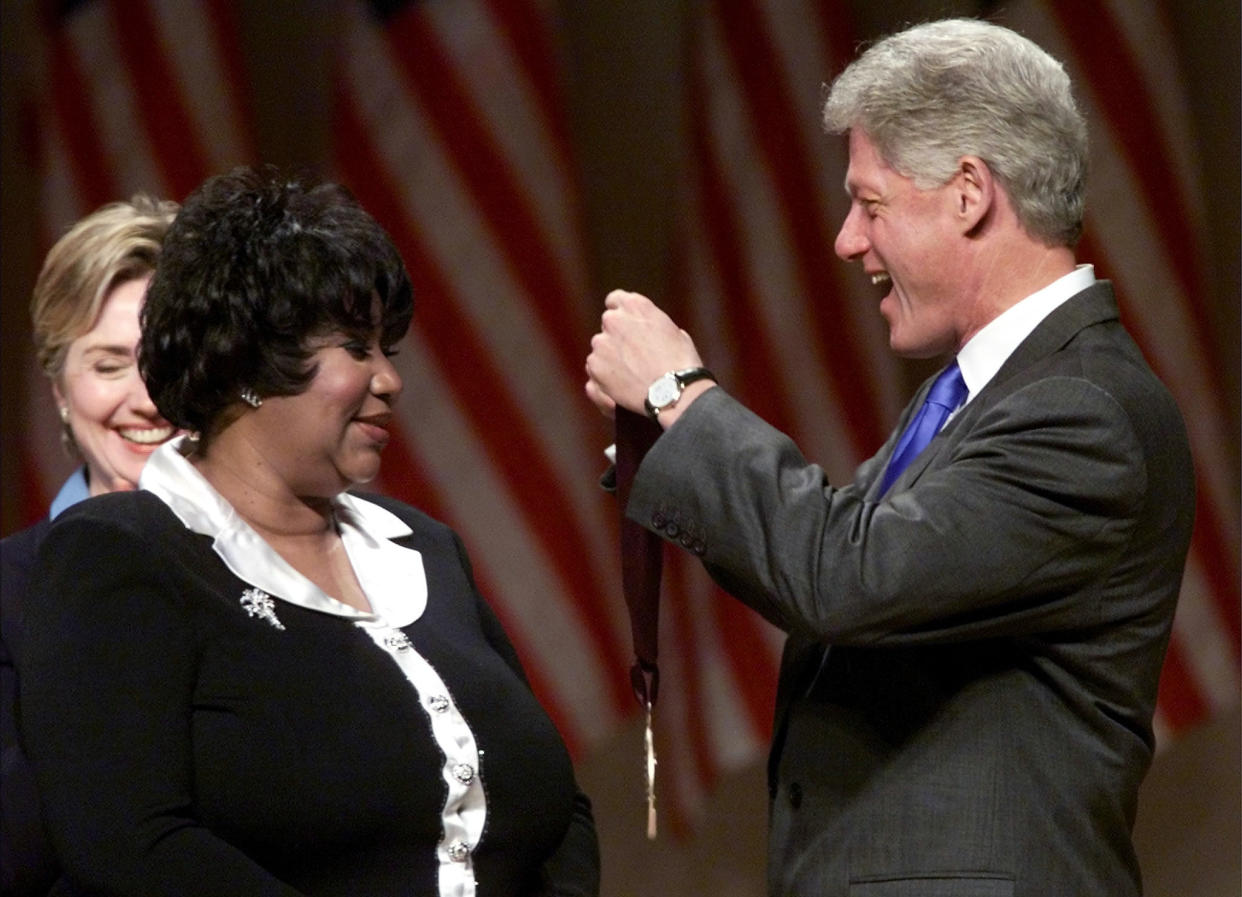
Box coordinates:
[354,414,392,446]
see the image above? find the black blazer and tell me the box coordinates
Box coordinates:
[2,517,61,897]
[627,282,1195,896]
[18,491,598,896]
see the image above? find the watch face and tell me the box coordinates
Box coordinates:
[647,373,681,409]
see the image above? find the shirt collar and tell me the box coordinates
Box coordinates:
[49,467,90,520]
[140,437,426,626]
[957,264,1095,402]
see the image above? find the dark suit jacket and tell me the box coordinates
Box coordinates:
[1,517,62,897]
[627,282,1195,896]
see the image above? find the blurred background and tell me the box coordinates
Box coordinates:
[2,1,1237,894]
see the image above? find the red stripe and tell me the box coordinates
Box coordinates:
[382,8,587,373]
[203,0,260,161]
[1187,496,1242,656]
[815,0,860,77]
[333,93,634,716]
[372,426,583,755]
[403,244,633,714]
[715,0,887,454]
[685,62,802,437]
[1155,635,1207,731]
[710,585,778,741]
[336,119,587,751]
[48,20,117,209]
[17,443,51,531]
[105,0,210,199]
[1045,0,1221,395]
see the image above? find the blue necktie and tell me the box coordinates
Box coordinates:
[879,360,967,496]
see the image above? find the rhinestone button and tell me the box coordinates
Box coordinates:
[447,840,471,862]
[429,695,450,713]
[452,762,475,784]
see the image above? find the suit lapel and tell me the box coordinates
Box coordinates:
[990,280,1119,388]
[878,282,1121,493]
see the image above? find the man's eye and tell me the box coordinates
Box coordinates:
[344,341,370,359]
[382,346,400,359]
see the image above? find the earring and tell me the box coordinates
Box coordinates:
[240,388,263,409]
[59,405,70,423]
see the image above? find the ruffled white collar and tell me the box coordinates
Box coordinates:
[139,437,427,627]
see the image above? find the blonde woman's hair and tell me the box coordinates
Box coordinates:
[32,194,179,381]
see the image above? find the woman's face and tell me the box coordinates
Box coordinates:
[53,275,177,495]
[247,330,403,498]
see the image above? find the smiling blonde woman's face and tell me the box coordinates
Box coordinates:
[53,274,177,495]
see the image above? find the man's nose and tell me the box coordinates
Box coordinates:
[834,206,869,261]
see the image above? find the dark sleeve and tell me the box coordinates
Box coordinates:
[18,512,305,897]
[628,381,1152,645]
[2,521,63,897]
[448,531,601,897]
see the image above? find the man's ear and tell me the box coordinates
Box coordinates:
[954,155,994,234]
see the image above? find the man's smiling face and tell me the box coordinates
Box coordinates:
[834,129,966,359]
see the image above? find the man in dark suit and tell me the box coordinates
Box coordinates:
[584,17,1194,897]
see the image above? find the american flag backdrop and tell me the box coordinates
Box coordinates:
[4,0,1238,837]
[330,0,632,754]
[11,0,257,523]
[651,0,907,825]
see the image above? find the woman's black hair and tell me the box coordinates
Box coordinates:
[140,165,413,439]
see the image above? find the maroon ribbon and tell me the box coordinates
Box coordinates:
[613,407,665,710]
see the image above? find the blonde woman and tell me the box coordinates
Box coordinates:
[1,196,177,896]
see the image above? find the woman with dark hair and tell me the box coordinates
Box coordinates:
[18,166,599,896]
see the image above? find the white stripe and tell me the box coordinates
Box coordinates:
[147,0,251,170]
[345,18,630,650]
[39,117,90,244]
[761,0,906,424]
[683,567,767,771]
[389,327,621,745]
[65,3,168,197]
[1173,558,1242,713]
[424,0,589,308]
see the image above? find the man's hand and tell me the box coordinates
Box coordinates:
[584,290,713,428]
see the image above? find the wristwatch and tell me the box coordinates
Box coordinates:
[644,367,716,421]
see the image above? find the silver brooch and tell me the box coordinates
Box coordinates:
[385,631,413,652]
[240,588,285,630]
